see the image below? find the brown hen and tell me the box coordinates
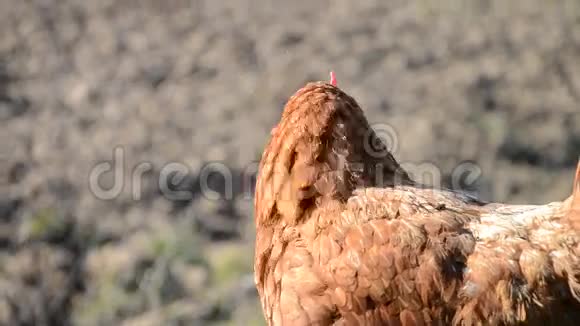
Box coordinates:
[254,77,580,325]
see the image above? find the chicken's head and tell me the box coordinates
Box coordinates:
[254,73,410,226]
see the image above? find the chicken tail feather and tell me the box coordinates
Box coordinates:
[574,160,580,202]
[566,159,580,231]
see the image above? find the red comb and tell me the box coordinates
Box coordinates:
[329,71,337,86]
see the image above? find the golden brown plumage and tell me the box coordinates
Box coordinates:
[254,80,580,325]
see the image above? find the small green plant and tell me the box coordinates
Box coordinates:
[19,207,68,242]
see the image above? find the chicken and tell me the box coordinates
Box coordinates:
[254,74,580,325]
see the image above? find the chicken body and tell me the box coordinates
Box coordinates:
[254,82,580,325]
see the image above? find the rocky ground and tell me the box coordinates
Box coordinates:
[1,0,579,325]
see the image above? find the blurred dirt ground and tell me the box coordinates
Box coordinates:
[1,0,579,325]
